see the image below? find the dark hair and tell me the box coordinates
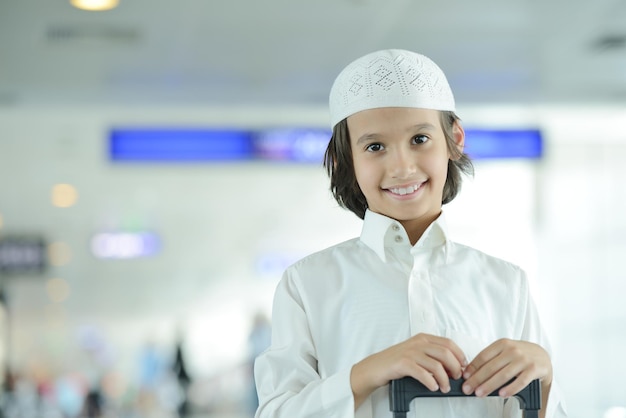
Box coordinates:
[323,110,474,219]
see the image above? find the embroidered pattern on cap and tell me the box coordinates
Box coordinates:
[328,49,455,128]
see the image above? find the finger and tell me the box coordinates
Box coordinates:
[429,360,452,393]
[413,355,452,393]
[424,335,469,369]
[472,363,520,397]
[462,353,510,395]
[404,362,440,392]
[424,345,464,381]
[498,370,534,398]
[463,339,508,379]
[415,335,466,380]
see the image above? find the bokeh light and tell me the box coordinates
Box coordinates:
[51,184,78,208]
[605,407,626,418]
[48,241,72,266]
[46,278,71,303]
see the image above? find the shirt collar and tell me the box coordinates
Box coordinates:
[360,209,450,262]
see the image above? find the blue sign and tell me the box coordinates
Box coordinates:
[464,129,542,159]
[110,128,254,161]
[109,127,542,162]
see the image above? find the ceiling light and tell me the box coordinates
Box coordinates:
[70,0,119,11]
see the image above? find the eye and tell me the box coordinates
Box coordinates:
[365,143,384,152]
[412,134,429,145]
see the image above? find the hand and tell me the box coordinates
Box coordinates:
[461,338,553,398]
[351,333,467,409]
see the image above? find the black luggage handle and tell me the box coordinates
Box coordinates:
[389,377,541,418]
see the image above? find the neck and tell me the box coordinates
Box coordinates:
[399,211,441,245]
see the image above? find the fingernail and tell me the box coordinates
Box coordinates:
[462,383,472,395]
[475,388,484,397]
[442,385,450,393]
[463,370,471,379]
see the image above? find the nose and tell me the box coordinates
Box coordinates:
[389,147,417,179]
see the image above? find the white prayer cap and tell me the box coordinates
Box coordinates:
[328,49,455,128]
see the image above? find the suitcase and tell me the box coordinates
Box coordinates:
[389,377,541,418]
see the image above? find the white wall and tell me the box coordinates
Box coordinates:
[0,104,625,417]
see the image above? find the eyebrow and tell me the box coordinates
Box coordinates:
[355,123,437,146]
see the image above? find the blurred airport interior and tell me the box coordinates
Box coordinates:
[1,1,626,418]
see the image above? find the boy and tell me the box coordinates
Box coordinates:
[254,49,567,418]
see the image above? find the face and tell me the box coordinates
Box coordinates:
[347,107,464,239]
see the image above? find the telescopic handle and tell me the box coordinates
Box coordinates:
[389,377,541,418]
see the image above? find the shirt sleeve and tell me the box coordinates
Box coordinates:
[254,268,356,418]
[518,274,569,418]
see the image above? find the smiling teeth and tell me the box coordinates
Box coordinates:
[390,184,419,195]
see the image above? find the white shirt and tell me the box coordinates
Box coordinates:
[255,210,567,418]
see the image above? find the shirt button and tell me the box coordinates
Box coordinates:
[392,224,400,231]
[394,235,403,243]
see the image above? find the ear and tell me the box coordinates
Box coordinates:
[450,120,465,159]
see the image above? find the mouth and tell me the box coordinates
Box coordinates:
[385,181,425,196]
